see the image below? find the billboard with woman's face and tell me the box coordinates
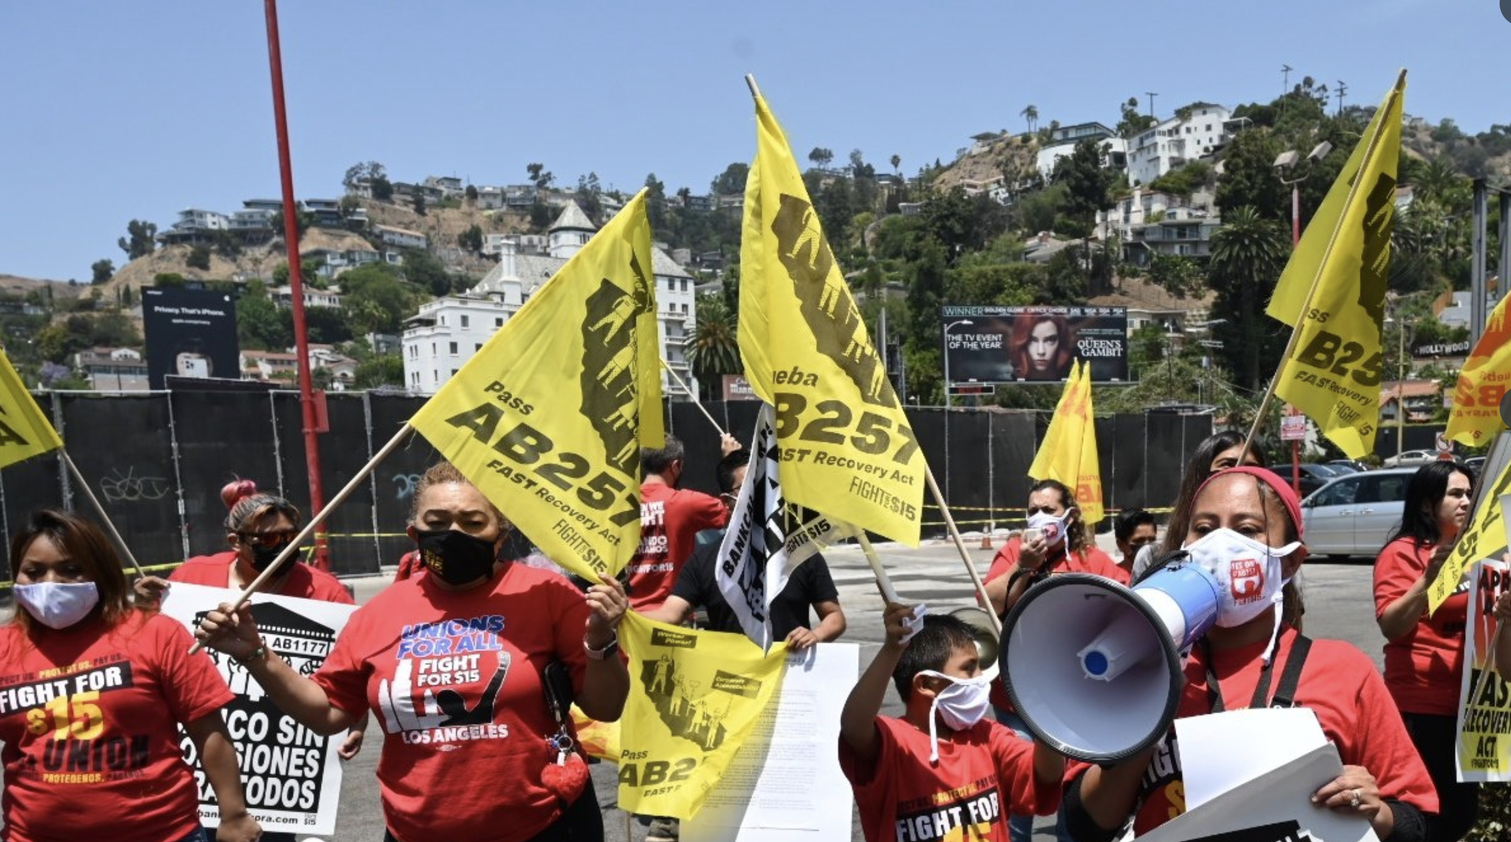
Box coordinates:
[941,305,1128,384]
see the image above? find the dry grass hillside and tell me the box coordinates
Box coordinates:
[933,133,1040,193]
[0,273,82,299]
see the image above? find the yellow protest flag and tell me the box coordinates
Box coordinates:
[409,191,662,582]
[739,90,924,544]
[1266,71,1405,459]
[1028,362,1103,523]
[0,350,63,470]
[1446,294,1511,446]
[1429,454,1511,613]
[616,612,787,819]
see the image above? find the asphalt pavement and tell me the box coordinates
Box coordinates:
[324,535,1388,842]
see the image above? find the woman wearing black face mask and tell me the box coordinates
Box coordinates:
[195,461,631,842]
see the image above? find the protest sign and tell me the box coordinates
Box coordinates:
[1137,743,1378,842]
[683,643,857,841]
[1458,556,1511,781]
[161,582,356,833]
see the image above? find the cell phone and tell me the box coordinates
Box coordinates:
[1023,528,1043,544]
[542,660,573,725]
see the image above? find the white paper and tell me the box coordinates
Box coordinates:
[682,643,858,841]
[1174,707,1327,811]
[161,581,357,835]
[1138,743,1379,842]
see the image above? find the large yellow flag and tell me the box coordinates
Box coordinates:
[1267,72,1405,459]
[1429,454,1511,613]
[1028,362,1104,524]
[409,191,662,582]
[0,350,63,470]
[616,612,787,819]
[740,91,924,544]
[1446,294,1511,445]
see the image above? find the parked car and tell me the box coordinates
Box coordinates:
[1465,456,1486,476]
[1264,463,1338,497]
[1300,467,1418,559]
[1327,459,1368,474]
[1382,450,1436,468]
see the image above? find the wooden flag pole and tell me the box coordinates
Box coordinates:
[61,450,146,579]
[855,531,900,604]
[923,464,1001,634]
[190,421,415,653]
[659,359,726,437]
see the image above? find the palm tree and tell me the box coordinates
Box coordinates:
[686,296,741,398]
[1209,206,1289,391]
[890,154,901,174]
[1020,104,1039,134]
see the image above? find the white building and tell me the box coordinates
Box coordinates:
[1127,103,1231,187]
[270,285,343,310]
[373,224,429,251]
[1035,122,1129,178]
[401,202,698,399]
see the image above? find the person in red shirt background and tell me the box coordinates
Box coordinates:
[1373,460,1478,842]
[1065,467,1436,842]
[625,433,737,612]
[0,509,258,842]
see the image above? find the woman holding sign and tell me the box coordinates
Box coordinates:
[1064,468,1436,842]
[1373,460,1478,842]
[195,461,630,842]
[0,510,260,842]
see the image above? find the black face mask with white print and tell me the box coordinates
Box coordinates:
[415,529,498,585]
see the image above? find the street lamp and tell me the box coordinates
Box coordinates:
[1273,142,1332,495]
[942,318,974,409]
[1384,311,1413,459]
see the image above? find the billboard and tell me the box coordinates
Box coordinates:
[142,287,241,389]
[941,305,1128,384]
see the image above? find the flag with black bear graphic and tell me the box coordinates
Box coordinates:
[740,90,924,545]
[410,191,663,582]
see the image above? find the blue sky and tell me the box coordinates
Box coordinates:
[0,0,1499,281]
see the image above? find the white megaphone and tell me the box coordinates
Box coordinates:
[948,606,1001,682]
[999,557,1223,764]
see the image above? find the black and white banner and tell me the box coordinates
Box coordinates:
[715,404,854,651]
[162,582,357,834]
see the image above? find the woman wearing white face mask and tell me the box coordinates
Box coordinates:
[0,510,259,842]
[1062,468,1438,842]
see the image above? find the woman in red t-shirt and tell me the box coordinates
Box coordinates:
[195,461,631,842]
[1373,460,1477,841]
[1065,467,1436,842]
[0,510,259,842]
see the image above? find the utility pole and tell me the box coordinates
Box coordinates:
[1281,64,1293,97]
[1335,80,1347,116]
[1145,92,1159,120]
[1471,179,1489,344]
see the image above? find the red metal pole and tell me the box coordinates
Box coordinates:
[1289,184,1302,497]
[264,0,329,571]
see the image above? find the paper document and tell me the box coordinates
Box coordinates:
[1174,706,1327,811]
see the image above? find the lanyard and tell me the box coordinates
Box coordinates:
[1202,634,1312,712]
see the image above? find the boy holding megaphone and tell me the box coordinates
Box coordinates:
[838,605,1064,842]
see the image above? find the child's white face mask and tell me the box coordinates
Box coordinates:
[917,670,992,763]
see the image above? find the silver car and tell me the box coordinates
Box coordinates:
[1299,468,1417,559]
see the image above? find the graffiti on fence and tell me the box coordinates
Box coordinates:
[100,466,172,503]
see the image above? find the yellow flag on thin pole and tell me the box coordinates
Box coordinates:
[1028,362,1103,524]
[739,88,924,545]
[0,350,63,470]
[1266,71,1405,460]
[1446,294,1511,446]
[409,191,663,582]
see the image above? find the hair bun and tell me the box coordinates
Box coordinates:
[220,479,259,510]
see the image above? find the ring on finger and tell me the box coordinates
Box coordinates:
[1348,789,1361,809]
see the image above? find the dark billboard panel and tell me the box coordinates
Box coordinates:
[941,305,1128,384]
[142,287,240,389]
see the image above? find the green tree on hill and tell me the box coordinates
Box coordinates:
[90,259,114,285]
[118,220,157,259]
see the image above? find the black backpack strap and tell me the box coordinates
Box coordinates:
[1268,634,1311,709]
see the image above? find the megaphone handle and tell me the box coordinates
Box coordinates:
[856,532,902,604]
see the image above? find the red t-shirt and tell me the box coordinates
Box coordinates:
[986,538,1127,710]
[626,482,728,611]
[0,612,233,842]
[171,551,355,604]
[312,561,592,842]
[1373,537,1469,716]
[839,715,1060,842]
[1069,627,1438,834]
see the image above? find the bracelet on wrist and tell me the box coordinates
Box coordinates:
[233,645,268,666]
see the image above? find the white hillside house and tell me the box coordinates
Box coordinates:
[401,202,698,399]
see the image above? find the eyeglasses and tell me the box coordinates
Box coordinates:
[237,530,299,548]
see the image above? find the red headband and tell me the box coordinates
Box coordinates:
[1193,466,1304,539]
